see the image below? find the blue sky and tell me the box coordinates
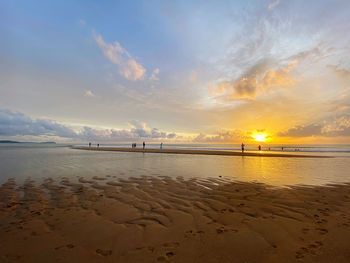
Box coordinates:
[1,0,350,143]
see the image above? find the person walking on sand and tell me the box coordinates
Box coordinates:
[89,142,91,147]
[160,142,163,149]
[258,145,261,151]
[241,143,245,153]
[97,143,99,147]
[143,141,145,150]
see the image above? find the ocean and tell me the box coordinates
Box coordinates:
[0,143,350,187]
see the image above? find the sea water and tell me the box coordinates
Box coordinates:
[0,143,349,187]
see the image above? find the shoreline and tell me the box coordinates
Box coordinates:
[72,146,331,158]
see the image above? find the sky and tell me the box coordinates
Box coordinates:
[1,0,350,144]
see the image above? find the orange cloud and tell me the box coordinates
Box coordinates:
[211,60,297,100]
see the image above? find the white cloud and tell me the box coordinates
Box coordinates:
[268,0,280,10]
[149,68,160,81]
[79,19,86,25]
[94,33,146,81]
[84,90,95,97]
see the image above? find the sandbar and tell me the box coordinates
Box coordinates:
[72,146,330,158]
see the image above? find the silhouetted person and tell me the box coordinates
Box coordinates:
[143,141,145,149]
[160,142,163,149]
[241,143,245,153]
[97,143,99,147]
[89,142,91,147]
[282,147,284,151]
[258,145,261,151]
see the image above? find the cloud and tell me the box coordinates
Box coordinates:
[278,123,323,137]
[149,68,160,81]
[327,64,350,79]
[128,120,172,139]
[0,109,177,142]
[278,116,350,137]
[193,130,244,143]
[321,116,350,136]
[94,33,146,81]
[260,60,297,91]
[0,109,77,138]
[268,0,280,10]
[211,60,297,100]
[79,19,86,25]
[84,90,95,97]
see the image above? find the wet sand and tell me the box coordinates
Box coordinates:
[1,176,350,262]
[72,147,330,158]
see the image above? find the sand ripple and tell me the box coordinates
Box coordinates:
[1,176,350,262]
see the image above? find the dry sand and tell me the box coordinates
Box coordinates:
[72,147,330,158]
[1,176,350,262]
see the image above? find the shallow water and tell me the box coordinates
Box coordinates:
[1,144,350,187]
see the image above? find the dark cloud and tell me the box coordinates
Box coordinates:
[0,109,77,138]
[0,109,177,142]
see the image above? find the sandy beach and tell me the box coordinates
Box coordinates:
[1,175,350,263]
[72,147,330,158]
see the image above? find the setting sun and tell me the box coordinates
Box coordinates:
[252,134,267,142]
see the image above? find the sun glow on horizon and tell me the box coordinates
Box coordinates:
[252,134,267,142]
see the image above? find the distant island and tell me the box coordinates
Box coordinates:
[0,140,20,143]
[0,140,56,144]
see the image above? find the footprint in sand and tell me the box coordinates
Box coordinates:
[317,208,330,216]
[316,228,328,235]
[216,227,227,234]
[157,251,176,261]
[296,240,324,259]
[216,226,238,234]
[316,218,327,224]
[96,249,112,256]
[55,244,75,250]
[296,247,311,259]
[163,242,179,248]
[184,230,196,237]
[135,246,155,253]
